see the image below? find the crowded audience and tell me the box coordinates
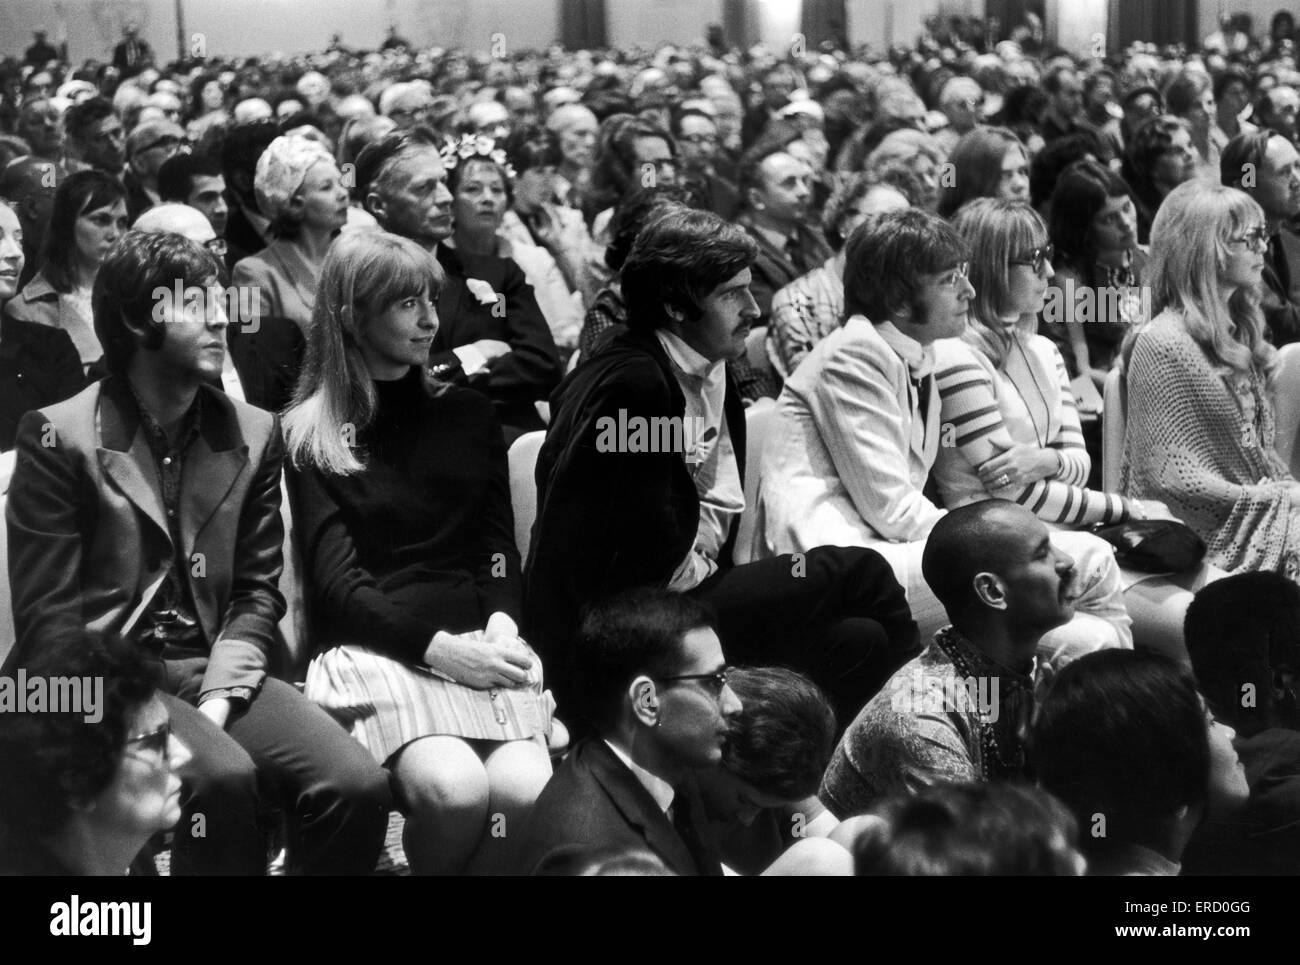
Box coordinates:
[2,7,1300,877]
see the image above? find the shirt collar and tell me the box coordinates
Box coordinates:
[604,740,676,814]
[656,329,724,382]
[875,320,935,380]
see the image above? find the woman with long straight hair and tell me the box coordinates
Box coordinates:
[284,229,554,875]
[1041,159,1146,386]
[1122,179,1300,578]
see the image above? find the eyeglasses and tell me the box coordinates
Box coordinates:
[938,262,970,288]
[126,720,172,766]
[657,667,731,696]
[1229,225,1270,253]
[1010,243,1055,273]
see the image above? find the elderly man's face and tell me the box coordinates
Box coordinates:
[386,89,436,130]
[1255,136,1300,221]
[80,114,126,172]
[17,98,63,156]
[1261,87,1300,141]
[676,114,719,166]
[469,101,511,142]
[368,146,454,246]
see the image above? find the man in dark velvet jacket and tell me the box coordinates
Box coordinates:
[356,127,562,437]
[524,205,918,723]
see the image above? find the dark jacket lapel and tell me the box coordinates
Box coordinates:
[96,381,169,540]
[179,388,249,557]
[583,739,701,876]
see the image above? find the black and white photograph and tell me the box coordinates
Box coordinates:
[0,0,1294,926]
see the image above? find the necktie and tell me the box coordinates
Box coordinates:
[911,374,932,436]
[669,788,717,876]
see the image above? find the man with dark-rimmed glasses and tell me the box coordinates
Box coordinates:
[514,589,740,875]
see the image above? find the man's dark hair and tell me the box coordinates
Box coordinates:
[354,125,442,208]
[1213,65,1253,103]
[620,204,756,333]
[63,96,116,148]
[921,501,1042,621]
[1029,129,1103,209]
[1163,72,1208,118]
[570,588,716,732]
[1033,649,1211,858]
[853,781,1081,876]
[93,230,222,376]
[722,667,836,801]
[605,183,706,271]
[842,208,966,324]
[1221,126,1279,189]
[40,169,126,293]
[0,629,157,839]
[1184,572,1300,734]
[157,150,222,203]
[218,121,279,206]
[503,123,561,174]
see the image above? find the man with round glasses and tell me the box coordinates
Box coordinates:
[756,208,977,638]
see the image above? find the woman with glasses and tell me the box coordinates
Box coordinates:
[0,630,191,875]
[935,198,1213,660]
[0,198,83,464]
[1040,159,1147,388]
[1123,179,1300,579]
[6,169,127,376]
[285,231,556,876]
[1121,115,1197,245]
[936,126,1031,218]
[231,134,349,412]
[582,115,678,257]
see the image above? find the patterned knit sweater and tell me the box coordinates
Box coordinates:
[1122,309,1300,577]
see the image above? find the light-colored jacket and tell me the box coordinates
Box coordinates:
[756,315,943,556]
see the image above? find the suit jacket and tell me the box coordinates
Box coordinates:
[756,315,943,556]
[738,214,833,325]
[514,737,722,876]
[3,377,286,699]
[430,244,562,433]
[0,309,85,451]
[223,203,269,274]
[523,327,746,667]
[1262,227,1300,347]
[229,240,314,413]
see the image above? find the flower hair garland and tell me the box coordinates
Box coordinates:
[440,134,516,180]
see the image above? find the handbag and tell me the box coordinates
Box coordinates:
[1089,519,1206,573]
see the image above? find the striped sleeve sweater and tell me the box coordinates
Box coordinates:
[933,335,1129,527]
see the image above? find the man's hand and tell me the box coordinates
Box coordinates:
[198,696,233,730]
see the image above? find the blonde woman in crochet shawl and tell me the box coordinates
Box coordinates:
[1122,179,1300,579]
